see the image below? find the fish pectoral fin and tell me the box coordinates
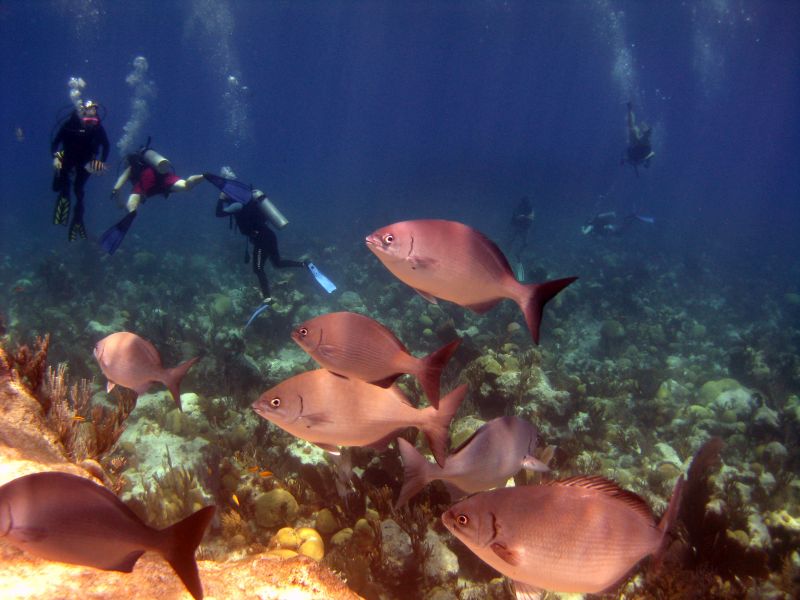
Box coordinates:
[106,381,116,393]
[413,288,438,304]
[511,580,544,600]
[371,375,400,388]
[521,455,550,473]
[407,255,437,270]
[464,299,500,314]
[316,443,341,455]
[14,526,47,543]
[107,549,145,573]
[491,541,522,567]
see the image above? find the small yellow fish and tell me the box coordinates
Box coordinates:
[259,471,273,478]
[73,415,86,422]
[232,494,240,507]
[247,466,260,473]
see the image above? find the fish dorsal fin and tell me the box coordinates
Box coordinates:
[549,476,654,520]
[450,422,489,455]
[473,229,516,275]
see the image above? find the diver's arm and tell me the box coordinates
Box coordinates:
[51,124,65,155]
[112,167,131,192]
[96,126,110,162]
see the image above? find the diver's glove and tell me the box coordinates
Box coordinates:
[53,151,63,171]
[222,202,244,214]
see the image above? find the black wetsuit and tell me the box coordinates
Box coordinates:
[216,197,304,298]
[508,196,534,259]
[51,112,109,232]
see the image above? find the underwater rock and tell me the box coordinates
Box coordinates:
[380,519,413,580]
[764,509,800,533]
[330,527,353,547]
[422,528,459,584]
[255,488,299,529]
[0,552,360,599]
[599,318,626,354]
[352,518,376,551]
[698,378,744,404]
[449,415,486,450]
[315,508,339,535]
[210,293,233,317]
[338,290,366,312]
[270,526,325,561]
[747,511,772,550]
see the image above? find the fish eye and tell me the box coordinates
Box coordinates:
[382,233,394,245]
[456,514,469,526]
[269,397,281,408]
[298,327,308,337]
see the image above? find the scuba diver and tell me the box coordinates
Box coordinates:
[100,142,204,254]
[581,211,654,237]
[51,100,109,241]
[507,195,536,261]
[621,102,655,176]
[215,184,306,303]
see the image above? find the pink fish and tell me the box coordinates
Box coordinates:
[93,332,198,410]
[252,369,467,467]
[442,474,684,596]
[365,219,576,344]
[396,416,548,507]
[291,311,461,408]
[0,472,214,600]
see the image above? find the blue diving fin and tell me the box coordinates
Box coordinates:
[307,262,336,293]
[244,302,270,330]
[100,211,137,255]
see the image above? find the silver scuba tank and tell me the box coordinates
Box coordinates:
[142,149,172,174]
[252,189,289,229]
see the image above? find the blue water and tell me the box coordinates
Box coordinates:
[1,1,797,264]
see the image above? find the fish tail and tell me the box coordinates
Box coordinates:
[418,338,461,409]
[160,505,215,600]
[395,437,439,509]
[163,357,200,411]
[422,383,467,467]
[652,474,685,569]
[519,276,578,344]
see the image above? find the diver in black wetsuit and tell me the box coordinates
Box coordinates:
[507,195,535,261]
[51,100,109,240]
[581,211,654,236]
[621,102,654,177]
[217,189,306,302]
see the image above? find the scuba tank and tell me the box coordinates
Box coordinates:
[252,189,289,229]
[142,148,172,174]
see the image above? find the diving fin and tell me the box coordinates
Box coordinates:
[307,262,336,293]
[68,220,87,241]
[100,211,137,255]
[53,195,70,225]
[244,302,270,330]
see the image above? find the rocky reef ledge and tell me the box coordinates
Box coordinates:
[0,377,361,600]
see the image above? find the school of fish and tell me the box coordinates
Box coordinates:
[4,218,695,598]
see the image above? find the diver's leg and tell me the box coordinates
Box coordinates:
[126,193,143,212]
[252,241,271,300]
[626,102,640,145]
[53,167,72,225]
[264,229,304,268]
[169,174,204,192]
[68,168,90,240]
